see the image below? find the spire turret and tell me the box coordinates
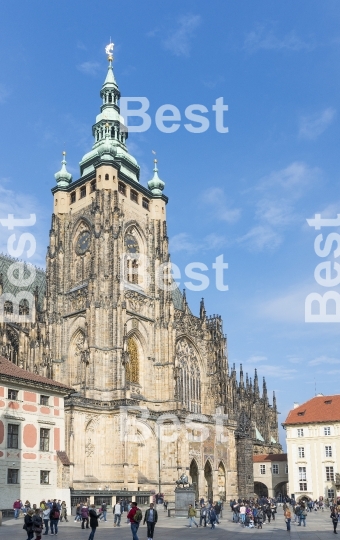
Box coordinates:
[263,376,268,401]
[239,364,244,388]
[79,42,140,183]
[254,368,259,398]
[273,390,277,410]
[54,152,72,187]
[148,159,165,195]
[200,298,206,319]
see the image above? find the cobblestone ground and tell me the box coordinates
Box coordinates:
[2,507,337,539]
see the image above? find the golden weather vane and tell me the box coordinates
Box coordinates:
[105,41,114,61]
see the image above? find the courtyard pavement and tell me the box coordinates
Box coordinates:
[1,506,337,539]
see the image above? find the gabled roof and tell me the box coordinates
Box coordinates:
[283,395,340,425]
[0,356,72,394]
[253,453,287,463]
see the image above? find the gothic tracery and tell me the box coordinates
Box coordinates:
[176,338,201,413]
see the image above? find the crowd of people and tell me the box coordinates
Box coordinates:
[14,494,340,539]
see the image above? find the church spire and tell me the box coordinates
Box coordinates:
[148,158,165,196]
[254,368,259,398]
[239,364,244,388]
[54,151,72,187]
[263,376,268,401]
[200,298,206,320]
[273,390,277,410]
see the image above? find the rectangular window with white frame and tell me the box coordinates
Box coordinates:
[272,464,279,474]
[328,489,335,499]
[40,470,50,485]
[325,446,332,458]
[298,466,306,481]
[299,482,307,491]
[324,426,331,436]
[298,447,305,458]
[260,465,266,475]
[326,466,334,481]
[297,428,304,437]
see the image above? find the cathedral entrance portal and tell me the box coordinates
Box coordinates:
[189,459,199,498]
[204,461,213,501]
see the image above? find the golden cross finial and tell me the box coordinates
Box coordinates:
[105,41,114,62]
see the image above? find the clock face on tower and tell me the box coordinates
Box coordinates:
[76,231,91,255]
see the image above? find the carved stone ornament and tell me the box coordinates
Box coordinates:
[85,438,95,457]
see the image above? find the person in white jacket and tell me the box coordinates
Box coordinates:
[113,502,122,527]
[42,506,50,536]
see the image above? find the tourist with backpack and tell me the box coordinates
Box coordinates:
[127,501,142,540]
[143,502,158,540]
[208,506,217,529]
[49,503,60,535]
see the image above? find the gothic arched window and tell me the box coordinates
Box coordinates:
[175,339,201,413]
[4,301,13,314]
[125,233,140,285]
[126,337,139,384]
[19,298,30,315]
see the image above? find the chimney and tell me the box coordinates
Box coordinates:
[293,402,299,409]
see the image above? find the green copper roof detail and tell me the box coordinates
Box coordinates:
[102,57,117,87]
[148,159,165,195]
[54,152,72,187]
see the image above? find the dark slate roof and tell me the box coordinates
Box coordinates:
[57,451,71,465]
[171,285,192,314]
[0,254,46,311]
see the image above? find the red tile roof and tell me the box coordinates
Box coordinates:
[253,454,287,463]
[0,356,72,393]
[283,395,340,425]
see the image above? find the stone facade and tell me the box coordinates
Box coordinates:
[0,53,282,502]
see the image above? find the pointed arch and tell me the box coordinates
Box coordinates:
[126,337,139,383]
[189,458,199,498]
[204,460,213,501]
[68,328,86,388]
[218,461,226,500]
[175,337,201,413]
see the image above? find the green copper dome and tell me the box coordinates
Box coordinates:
[148,160,165,195]
[54,153,72,187]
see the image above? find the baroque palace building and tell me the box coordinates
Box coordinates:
[0,50,282,503]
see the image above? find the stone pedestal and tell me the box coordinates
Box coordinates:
[175,486,196,517]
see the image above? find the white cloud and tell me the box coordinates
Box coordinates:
[299,108,336,140]
[308,355,340,366]
[238,225,282,251]
[170,232,226,254]
[0,84,9,103]
[244,25,314,53]
[243,361,297,380]
[247,355,268,363]
[163,14,201,57]
[77,61,101,76]
[201,187,241,224]
[239,162,322,251]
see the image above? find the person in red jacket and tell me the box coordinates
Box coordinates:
[127,502,142,540]
[13,499,22,519]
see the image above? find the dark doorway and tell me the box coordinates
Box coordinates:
[204,461,213,502]
[254,482,268,497]
[189,459,199,499]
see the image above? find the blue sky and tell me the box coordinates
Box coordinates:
[1,1,340,446]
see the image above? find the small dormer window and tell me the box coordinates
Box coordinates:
[80,186,86,199]
[71,192,76,204]
[130,190,138,204]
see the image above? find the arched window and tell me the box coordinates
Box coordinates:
[125,233,140,285]
[19,298,30,315]
[108,93,112,103]
[4,301,13,314]
[126,337,139,383]
[175,339,201,413]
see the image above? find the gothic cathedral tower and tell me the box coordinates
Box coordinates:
[44,49,281,500]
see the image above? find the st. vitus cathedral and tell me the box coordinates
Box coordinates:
[0,49,282,501]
